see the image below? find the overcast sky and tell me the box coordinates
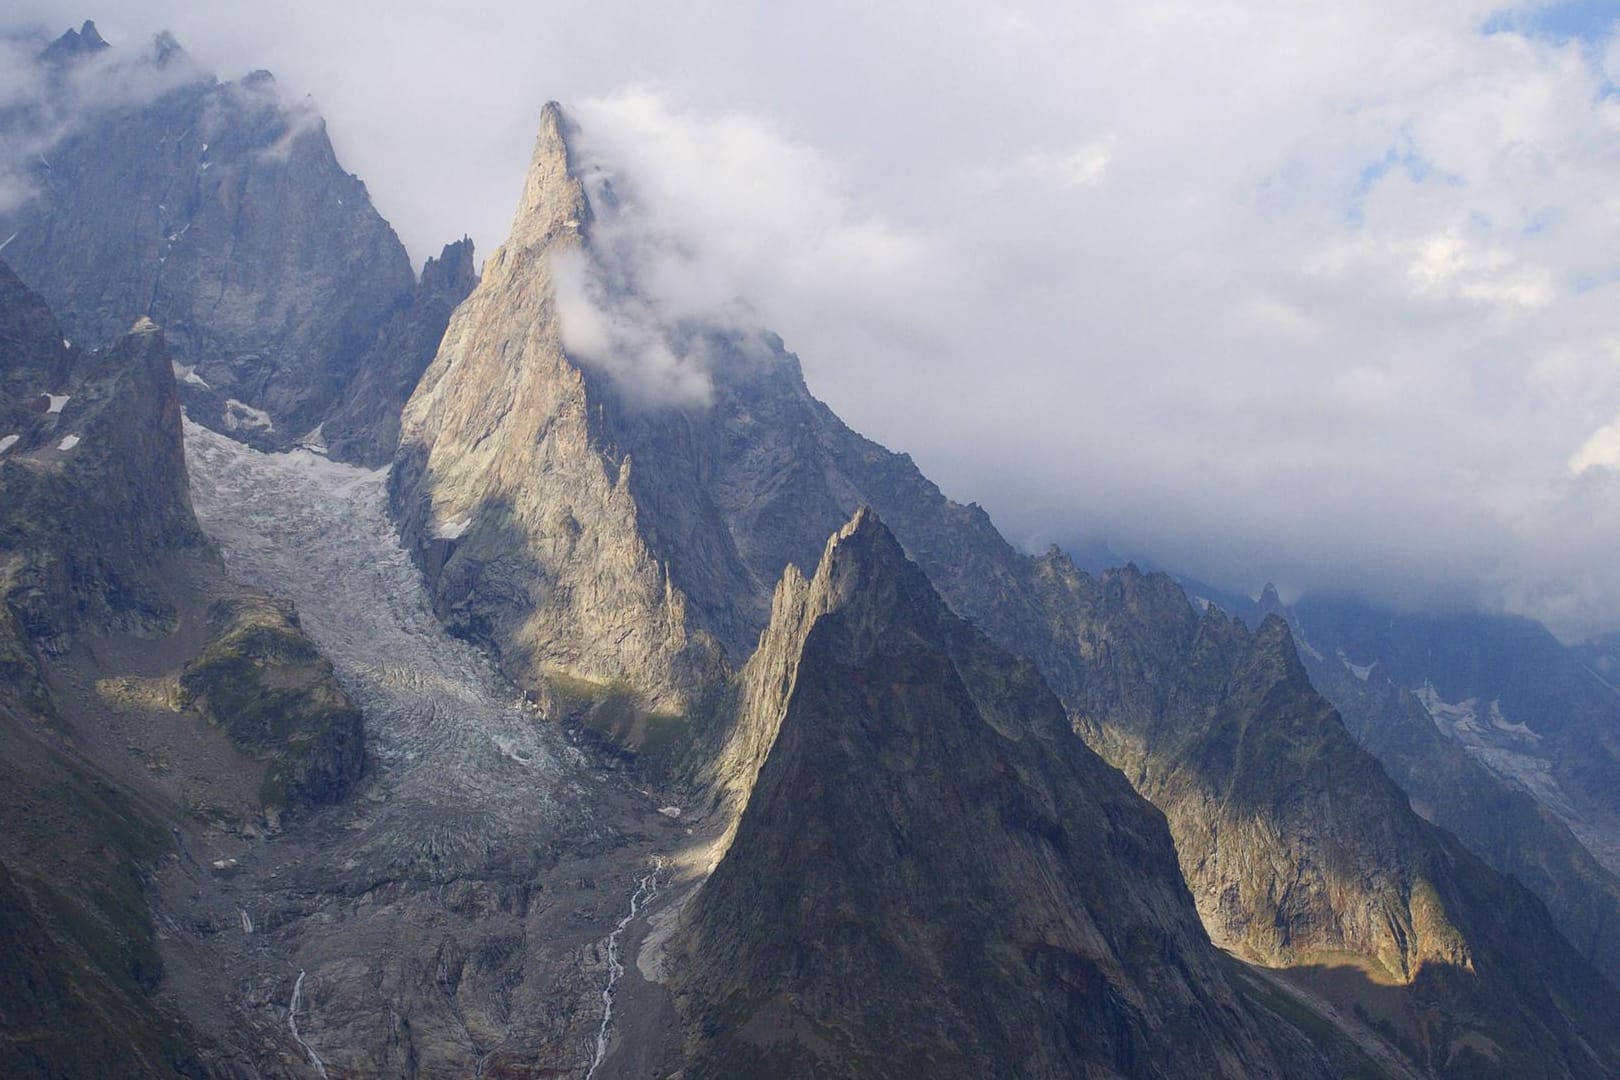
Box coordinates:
[6,2,1620,639]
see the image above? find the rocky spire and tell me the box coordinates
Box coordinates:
[392,102,726,712]
[40,20,110,64]
[674,508,1302,1078]
[502,102,590,256]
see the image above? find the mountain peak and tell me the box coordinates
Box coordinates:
[41,19,111,63]
[809,506,931,629]
[824,504,899,568]
[507,101,589,249]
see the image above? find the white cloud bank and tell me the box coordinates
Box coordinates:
[6,1,1620,638]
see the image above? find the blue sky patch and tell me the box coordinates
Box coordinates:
[1484,1,1620,44]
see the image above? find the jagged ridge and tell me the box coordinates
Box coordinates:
[674,510,1316,1079]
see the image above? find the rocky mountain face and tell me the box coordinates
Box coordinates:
[7,26,1620,1071]
[0,259,202,650]
[1286,597,1620,877]
[1192,582,1620,985]
[1045,570,1620,1075]
[393,104,730,714]
[672,510,1332,1079]
[1275,601,1620,989]
[0,261,369,1075]
[392,103,1620,1077]
[0,25,417,448]
[322,237,479,466]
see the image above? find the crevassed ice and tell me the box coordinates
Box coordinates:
[182,421,586,867]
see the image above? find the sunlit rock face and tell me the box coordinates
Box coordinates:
[392,103,733,714]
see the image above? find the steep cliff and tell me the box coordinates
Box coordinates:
[1283,604,1620,988]
[323,238,478,466]
[0,260,203,650]
[0,27,417,447]
[393,104,730,712]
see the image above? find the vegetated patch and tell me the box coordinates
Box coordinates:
[178,594,364,813]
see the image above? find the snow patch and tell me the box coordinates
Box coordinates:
[222,398,273,432]
[57,434,80,451]
[43,393,69,414]
[0,435,18,454]
[434,516,472,540]
[1341,655,1375,682]
[171,361,211,388]
[1488,700,1539,741]
[1417,682,1562,811]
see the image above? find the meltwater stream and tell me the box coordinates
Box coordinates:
[184,421,589,870]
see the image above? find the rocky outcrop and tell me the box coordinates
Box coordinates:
[0,29,416,446]
[673,511,1315,1079]
[38,19,110,64]
[0,260,203,650]
[179,593,365,813]
[1042,569,1620,1076]
[1277,604,1620,989]
[323,238,478,466]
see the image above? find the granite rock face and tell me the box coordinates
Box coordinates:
[393,104,728,713]
[323,237,478,466]
[0,29,417,447]
[675,511,1314,1079]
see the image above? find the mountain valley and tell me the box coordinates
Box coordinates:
[2,18,1620,1080]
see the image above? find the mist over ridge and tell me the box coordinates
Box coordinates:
[6,2,1620,638]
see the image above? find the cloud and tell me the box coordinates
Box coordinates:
[1569,414,1620,474]
[5,1,1620,638]
[0,21,204,214]
[550,246,715,410]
